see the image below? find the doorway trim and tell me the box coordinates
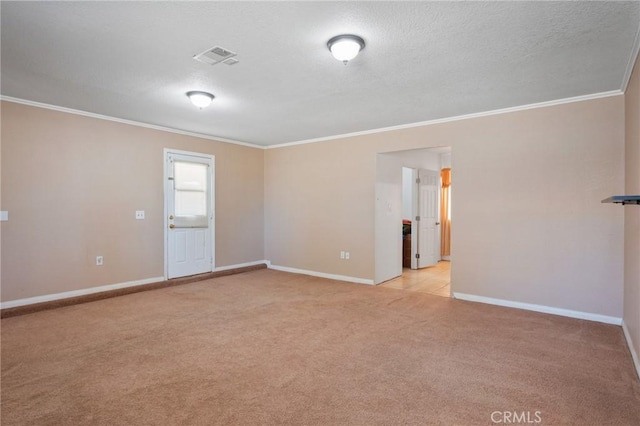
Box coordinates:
[163,148,216,280]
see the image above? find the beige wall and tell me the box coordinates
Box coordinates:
[624,53,640,369]
[0,91,629,323]
[265,139,376,280]
[1,101,264,302]
[265,96,625,318]
[375,153,405,284]
[0,102,3,298]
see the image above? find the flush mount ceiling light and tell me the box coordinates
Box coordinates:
[186,91,214,108]
[327,34,365,64]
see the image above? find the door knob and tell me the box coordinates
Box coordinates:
[169,215,174,220]
[169,224,175,229]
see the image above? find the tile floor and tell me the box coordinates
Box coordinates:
[379,261,451,297]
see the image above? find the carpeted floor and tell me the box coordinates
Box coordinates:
[1,269,639,425]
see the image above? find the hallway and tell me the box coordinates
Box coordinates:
[379,261,450,297]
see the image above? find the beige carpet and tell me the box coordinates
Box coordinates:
[1,269,639,425]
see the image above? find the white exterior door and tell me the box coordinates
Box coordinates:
[417,169,439,268]
[165,150,214,279]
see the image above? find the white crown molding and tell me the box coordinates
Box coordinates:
[453,292,623,326]
[267,90,623,150]
[3,89,624,151]
[268,264,374,285]
[621,23,640,93]
[0,95,265,150]
[0,276,165,309]
[622,320,640,380]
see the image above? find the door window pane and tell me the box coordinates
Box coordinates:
[173,161,208,227]
[175,162,207,191]
[175,191,206,217]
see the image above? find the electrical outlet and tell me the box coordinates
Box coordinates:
[96,256,104,266]
[135,210,145,220]
[345,252,350,260]
[340,251,345,259]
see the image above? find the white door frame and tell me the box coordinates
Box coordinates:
[163,148,215,280]
[410,168,419,269]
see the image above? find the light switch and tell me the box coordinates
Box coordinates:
[0,211,8,222]
[135,210,145,220]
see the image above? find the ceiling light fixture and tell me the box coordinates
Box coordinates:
[186,91,214,108]
[327,34,365,64]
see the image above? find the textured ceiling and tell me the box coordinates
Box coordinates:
[1,1,639,147]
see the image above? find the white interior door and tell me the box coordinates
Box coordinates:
[165,150,214,279]
[417,169,439,268]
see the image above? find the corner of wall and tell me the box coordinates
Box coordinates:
[623,49,640,380]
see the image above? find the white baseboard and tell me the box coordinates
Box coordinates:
[268,264,374,285]
[214,260,270,272]
[452,292,622,325]
[1,261,271,310]
[622,320,640,380]
[0,276,165,310]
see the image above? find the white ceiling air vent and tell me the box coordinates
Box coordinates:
[193,46,238,66]
[222,58,239,66]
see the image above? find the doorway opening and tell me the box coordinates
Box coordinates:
[164,149,215,280]
[380,261,450,296]
[374,147,451,296]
